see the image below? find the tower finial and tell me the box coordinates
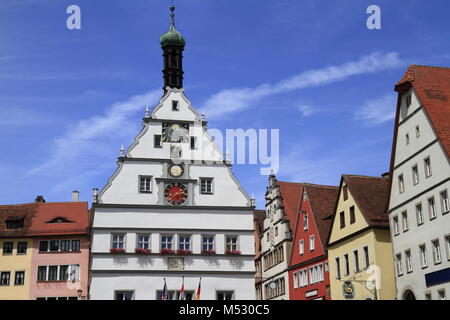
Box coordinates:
[170,5,175,27]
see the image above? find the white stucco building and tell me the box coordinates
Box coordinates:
[89,7,255,300]
[260,173,301,300]
[387,65,450,300]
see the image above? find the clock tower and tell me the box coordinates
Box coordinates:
[89,6,256,300]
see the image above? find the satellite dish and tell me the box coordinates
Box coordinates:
[269,282,277,289]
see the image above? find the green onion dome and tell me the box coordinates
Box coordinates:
[160,6,185,48]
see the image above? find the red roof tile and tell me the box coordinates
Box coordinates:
[278,181,303,232]
[343,175,390,227]
[0,202,89,237]
[303,183,339,245]
[396,65,450,158]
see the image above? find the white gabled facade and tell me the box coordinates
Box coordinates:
[388,72,450,301]
[260,174,298,300]
[89,8,255,300]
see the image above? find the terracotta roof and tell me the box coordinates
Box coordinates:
[343,175,390,227]
[0,202,89,237]
[253,209,265,234]
[303,183,339,245]
[277,181,303,232]
[395,65,450,158]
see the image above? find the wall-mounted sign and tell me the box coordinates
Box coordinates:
[342,281,355,299]
[305,289,318,298]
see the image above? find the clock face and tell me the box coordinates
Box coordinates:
[162,123,189,143]
[169,164,184,178]
[165,183,188,205]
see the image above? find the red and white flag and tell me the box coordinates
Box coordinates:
[179,276,185,300]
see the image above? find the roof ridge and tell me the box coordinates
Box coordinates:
[343,174,387,179]
[277,181,303,186]
[303,183,338,189]
[409,64,450,70]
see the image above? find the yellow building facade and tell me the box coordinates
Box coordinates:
[327,175,396,300]
[0,238,33,300]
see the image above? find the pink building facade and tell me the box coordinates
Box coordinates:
[28,200,90,300]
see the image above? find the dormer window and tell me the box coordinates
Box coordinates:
[406,94,412,108]
[172,100,179,111]
[5,219,24,229]
[47,217,73,223]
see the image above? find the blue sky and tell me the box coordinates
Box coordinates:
[1,0,449,209]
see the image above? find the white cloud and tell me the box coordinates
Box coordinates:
[297,105,317,117]
[27,90,161,178]
[201,52,404,120]
[354,93,397,125]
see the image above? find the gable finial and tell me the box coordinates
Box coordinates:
[120,144,125,157]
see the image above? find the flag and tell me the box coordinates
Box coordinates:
[172,290,178,300]
[179,277,185,300]
[194,278,201,300]
[162,278,169,300]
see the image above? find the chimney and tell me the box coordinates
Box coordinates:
[35,195,45,203]
[72,190,79,202]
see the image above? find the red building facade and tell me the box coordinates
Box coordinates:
[288,183,338,300]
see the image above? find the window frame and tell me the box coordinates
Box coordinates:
[393,215,399,235]
[405,249,413,273]
[396,253,404,276]
[154,135,162,148]
[349,206,356,224]
[303,213,308,231]
[172,100,179,111]
[416,203,424,226]
[343,253,349,276]
[309,235,315,252]
[299,239,304,255]
[202,235,215,251]
[200,177,214,195]
[14,271,25,286]
[17,241,27,254]
[111,234,126,250]
[419,244,428,269]
[363,246,370,269]
[139,175,153,194]
[412,165,419,185]
[178,235,191,251]
[3,242,13,255]
[0,271,11,286]
[225,235,239,252]
[440,190,449,215]
[161,234,174,251]
[353,250,360,273]
[424,157,432,178]
[398,174,405,194]
[137,234,151,250]
[432,239,442,265]
[190,136,196,150]
[401,211,409,232]
[339,211,345,229]
[428,197,437,220]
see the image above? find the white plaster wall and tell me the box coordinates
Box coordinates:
[395,107,439,165]
[389,88,450,300]
[153,90,199,121]
[100,162,248,206]
[91,228,255,255]
[90,273,256,300]
[389,180,450,299]
[92,208,254,232]
[90,254,254,272]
